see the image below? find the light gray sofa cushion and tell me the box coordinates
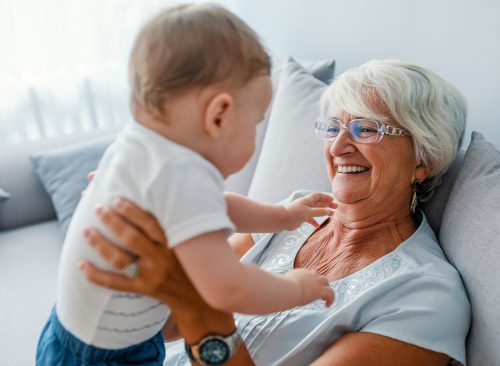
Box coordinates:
[248,58,331,202]
[420,150,465,234]
[439,132,500,365]
[0,221,62,365]
[225,58,335,196]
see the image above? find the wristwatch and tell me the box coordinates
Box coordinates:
[185,329,241,366]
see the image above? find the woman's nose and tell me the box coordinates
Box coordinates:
[329,128,356,156]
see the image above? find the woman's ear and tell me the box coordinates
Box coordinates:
[415,162,431,183]
[204,92,233,139]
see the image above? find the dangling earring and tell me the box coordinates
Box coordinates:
[410,179,420,214]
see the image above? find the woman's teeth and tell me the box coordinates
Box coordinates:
[336,165,369,174]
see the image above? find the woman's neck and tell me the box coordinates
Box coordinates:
[295,203,418,281]
[328,202,418,254]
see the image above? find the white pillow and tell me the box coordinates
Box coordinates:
[248,58,331,202]
[224,57,335,195]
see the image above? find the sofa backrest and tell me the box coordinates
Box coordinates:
[438,132,500,365]
[0,127,120,230]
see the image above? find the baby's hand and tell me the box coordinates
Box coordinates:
[287,268,334,307]
[283,192,336,230]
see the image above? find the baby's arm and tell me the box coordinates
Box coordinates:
[174,230,333,314]
[225,192,336,233]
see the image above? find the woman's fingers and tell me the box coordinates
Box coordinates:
[87,171,97,182]
[95,205,156,258]
[84,228,134,271]
[111,198,166,246]
[82,171,97,196]
[80,261,141,293]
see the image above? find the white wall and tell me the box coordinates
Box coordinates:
[226,0,500,148]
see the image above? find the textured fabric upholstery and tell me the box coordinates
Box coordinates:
[439,132,500,365]
[421,150,465,234]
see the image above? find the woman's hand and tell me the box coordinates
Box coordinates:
[78,198,244,349]
[81,171,97,196]
[79,198,204,311]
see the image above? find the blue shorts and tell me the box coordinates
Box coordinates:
[36,307,165,365]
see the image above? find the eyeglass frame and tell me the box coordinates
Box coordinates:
[314,116,411,144]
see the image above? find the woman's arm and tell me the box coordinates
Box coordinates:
[228,232,254,258]
[310,332,450,366]
[80,200,255,365]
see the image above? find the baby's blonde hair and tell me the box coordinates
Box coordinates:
[129,4,271,119]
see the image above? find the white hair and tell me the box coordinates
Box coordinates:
[320,59,467,201]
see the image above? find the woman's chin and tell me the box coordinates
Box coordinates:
[331,188,366,206]
[331,179,370,205]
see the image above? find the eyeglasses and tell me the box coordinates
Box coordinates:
[314,117,411,144]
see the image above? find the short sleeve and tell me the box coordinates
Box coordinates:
[147,156,235,248]
[361,274,471,365]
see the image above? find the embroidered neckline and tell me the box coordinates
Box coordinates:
[257,215,429,309]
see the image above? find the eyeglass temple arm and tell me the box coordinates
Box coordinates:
[381,125,410,136]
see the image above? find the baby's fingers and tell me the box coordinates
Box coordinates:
[316,275,334,307]
[306,192,337,209]
[322,286,335,307]
[309,207,335,217]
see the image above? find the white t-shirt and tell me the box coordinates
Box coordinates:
[56,122,235,349]
[165,191,470,366]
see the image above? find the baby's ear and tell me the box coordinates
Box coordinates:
[204,92,233,139]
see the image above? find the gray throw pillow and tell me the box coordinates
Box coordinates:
[247,58,331,202]
[420,149,465,234]
[439,132,500,365]
[224,57,335,196]
[30,137,113,235]
[0,187,10,202]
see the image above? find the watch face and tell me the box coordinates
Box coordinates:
[199,338,230,365]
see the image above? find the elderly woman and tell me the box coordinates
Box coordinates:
[80,60,470,365]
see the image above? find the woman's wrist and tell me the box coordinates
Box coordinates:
[168,298,236,344]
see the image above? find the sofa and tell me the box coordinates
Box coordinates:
[1,58,499,365]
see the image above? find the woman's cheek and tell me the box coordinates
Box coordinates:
[324,142,334,180]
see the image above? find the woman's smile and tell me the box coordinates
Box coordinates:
[335,164,370,174]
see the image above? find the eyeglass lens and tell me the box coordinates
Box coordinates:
[316,119,381,143]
